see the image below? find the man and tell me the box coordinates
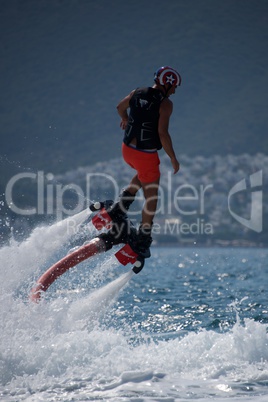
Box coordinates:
[112,66,181,258]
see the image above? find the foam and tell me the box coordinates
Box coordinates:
[0,214,267,401]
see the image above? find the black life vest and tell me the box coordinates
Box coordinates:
[123,87,164,150]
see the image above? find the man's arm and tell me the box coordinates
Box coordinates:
[116,90,135,130]
[158,99,180,174]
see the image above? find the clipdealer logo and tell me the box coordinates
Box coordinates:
[4,169,264,235]
[228,170,263,233]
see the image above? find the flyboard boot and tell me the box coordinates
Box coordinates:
[129,224,152,260]
[112,223,152,274]
[89,190,135,230]
[89,190,150,273]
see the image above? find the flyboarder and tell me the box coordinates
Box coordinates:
[110,66,181,258]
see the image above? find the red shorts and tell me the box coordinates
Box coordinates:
[122,143,160,183]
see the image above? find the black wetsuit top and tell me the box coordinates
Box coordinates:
[123,87,164,150]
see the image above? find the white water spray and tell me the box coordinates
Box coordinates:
[0,208,91,293]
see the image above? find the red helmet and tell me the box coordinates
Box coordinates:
[154,66,181,87]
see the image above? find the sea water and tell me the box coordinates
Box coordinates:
[0,213,267,401]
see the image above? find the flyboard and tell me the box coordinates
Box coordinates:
[30,200,147,302]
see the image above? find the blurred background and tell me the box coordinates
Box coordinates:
[0,0,267,245]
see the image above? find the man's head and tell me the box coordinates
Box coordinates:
[154,66,181,87]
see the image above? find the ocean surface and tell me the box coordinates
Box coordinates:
[0,210,267,401]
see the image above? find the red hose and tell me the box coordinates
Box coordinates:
[30,238,105,302]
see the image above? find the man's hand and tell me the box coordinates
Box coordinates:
[120,118,128,130]
[171,157,180,174]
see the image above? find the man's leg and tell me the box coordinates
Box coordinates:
[140,179,159,229]
[124,176,159,228]
[117,174,141,212]
[126,179,159,258]
[108,174,141,218]
[125,174,142,196]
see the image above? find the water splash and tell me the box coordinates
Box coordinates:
[0,217,268,401]
[0,208,91,294]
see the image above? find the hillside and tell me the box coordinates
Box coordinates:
[1,153,267,246]
[1,0,268,178]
